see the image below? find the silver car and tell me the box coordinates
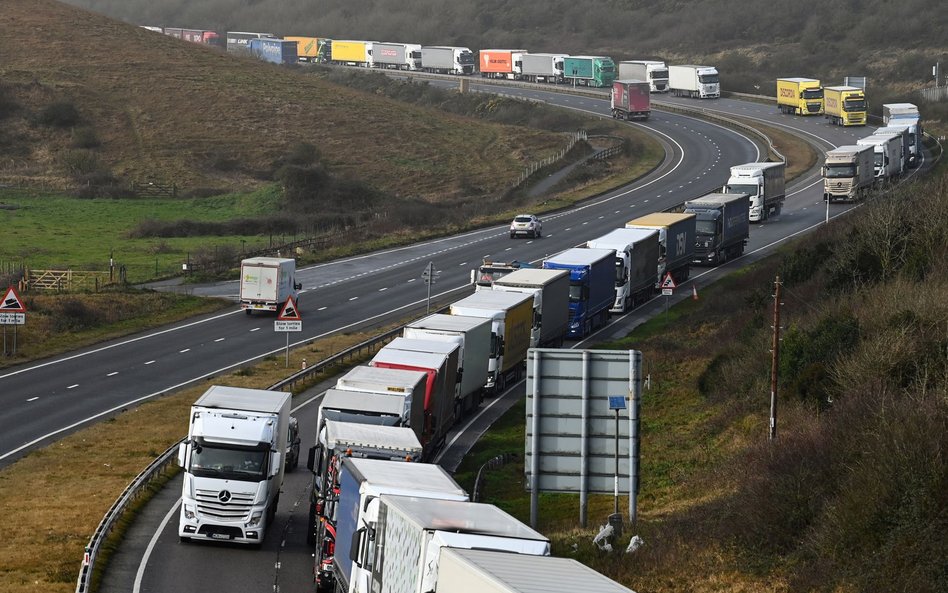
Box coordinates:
[509,214,542,238]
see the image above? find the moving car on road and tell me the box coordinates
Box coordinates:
[510,214,542,238]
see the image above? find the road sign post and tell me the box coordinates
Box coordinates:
[660,273,677,316]
[1,286,27,356]
[274,296,302,367]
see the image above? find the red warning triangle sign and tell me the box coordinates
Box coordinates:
[660,272,677,290]
[0,286,26,313]
[277,296,301,320]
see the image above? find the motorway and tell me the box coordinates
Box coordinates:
[5,80,926,592]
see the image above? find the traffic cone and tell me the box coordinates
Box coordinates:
[692,285,699,301]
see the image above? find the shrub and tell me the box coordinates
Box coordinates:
[36,100,81,128]
[59,149,103,177]
[0,83,20,120]
[70,126,100,149]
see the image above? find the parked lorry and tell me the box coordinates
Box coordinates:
[474,259,532,287]
[450,290,533,394]
[164,28,223,47]
[625,212,696,286]
[249,38,298,65]
[373,42,422,70]
[857,134,902,180]
[684,193,750,266]
[421,46,475,74]
[334,366,427,435]
[284,36,321,62]
[520,53,567,83]
[490,268,570,348]
[822,145,875,202]
[872,125,911,172]
[404,314,491,416]
[724,161,787,222]
[331,40,373,66]
[382,337,463,420]
[225,31,275,54]
[611,79,651,120]
[331,458,468,593]
[669,65,720,98]
[587,228,660,313]
[348,495,549,593]
[882,103,922,167]
[436,548,638,593]
[479,49,525,79]
[370,345,456,456]
[542,248,616,338]
[563,56,617,88]
[617,60,669,92]
[776,77,823,115]
[177,385,290,544]
[239,257,301,314]
[316,388,406,433]
[824,85,867,126]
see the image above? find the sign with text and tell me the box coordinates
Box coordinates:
[274,320,302,332]
[0,312,25,325]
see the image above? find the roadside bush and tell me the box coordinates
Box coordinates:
[0,83,20,119]
[780,313,860,405]
[53,298,104,332]
[70,126,101,149]
[59,149,103,177]
[35,100,81,128]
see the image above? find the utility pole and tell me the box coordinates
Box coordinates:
[770,275,782,441]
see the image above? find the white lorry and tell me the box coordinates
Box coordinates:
[882,103,922,167]
[421,46,475,74]
[239,256,301,314]
[587,228,660,313]
[404,314,491,416]
[823,145,875,202]
[617,60,669,92]
[490,268,570,348]
[349,495,550,593]
[872,125,911,173]
[177,385,291,544]
[668,64,719,98]
[519,53,567,83]
[333,459,468,593]
[857,134,902,180]
[436,547,638,593]
[334,365,427,435]
[372,42,422,70]
[724,161,787,222]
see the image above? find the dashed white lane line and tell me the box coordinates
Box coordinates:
[408,278,417,283]
[379,287,388,291]
[349,296,359,301]
[67,384,79,389]
[27,396,38,402]
[107,371,118,377]
[214,338,225,342]
[144,360,156,365]
[504,247,512,251]
[318,306,328,311]
[249,328,260,332]
[179,348,190,353]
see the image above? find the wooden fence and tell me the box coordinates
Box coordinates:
[26,269,113,291]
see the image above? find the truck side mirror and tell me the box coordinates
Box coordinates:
[307,445,317,471]
[294,282,302,290]
[177,442,187,467]
[820,167,826,177]
[271,451,282,477]
[350,527,364,565]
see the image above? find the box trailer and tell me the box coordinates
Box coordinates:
[563,56,616,88]
[331,40,373,66]
[479,49,526,79]
[669,64,720,98]
[611,79,651,120]
[684,193,751,265]
[724,161,787,222]
[239,257,300,314]
[824,85,867,126]
[421,46,475,74]
[520,53,567,83]
[334,366,427,435]
[587,228,660,313]
[857,134,902,180]
[491,268,570,348]
[284,36,321,61]
[625,212,696,286]
[373,42,422,70]
[542,248,615,338]
[776,77,823,115]
[249,38,298,65]
[618,60,669,92]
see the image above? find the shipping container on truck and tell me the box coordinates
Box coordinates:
[449,291,534,394]
[520,53,567,83]
[332,458,468,593]
[542,248,615,338]
[872,125,911,173]
[723,161,786,222]
[882,103,922,167]
[238,257,300,314]
[404,314,491,416]
[225,31,275,54]
[856,134,902,180]
[331,40,373,66]
[611,79,651,120]
[491,268,570,348]
[350,495,549,593]
[776,78,823,115]
[437,548,638,593]
[284,36,321,62]
[824,85,867,126]
[684,193,750,266]
[562,56,617,88]
[479,49,525,79]
[369,346,456,457]
[625,212,696,286]
[587,228,660,313]
[373,42,422,70]
[249,38,298,65]
[618,60,669,92]
[822,145,874,202]
[669,64,720,98]
[421,46,476,75]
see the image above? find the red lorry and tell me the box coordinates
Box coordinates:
[611,79,651,120]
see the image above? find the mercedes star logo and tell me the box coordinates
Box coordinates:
[218,490,232,503]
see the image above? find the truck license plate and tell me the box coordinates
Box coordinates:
[209,533,232,540]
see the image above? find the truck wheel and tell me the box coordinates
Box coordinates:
[245,309,252,316]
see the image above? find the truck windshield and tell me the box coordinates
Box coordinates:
[824,164,856,178]
[614,259,625,286]
[653,69,668,79]
[698,74,719,84]
[843,99,867,112]
[459,52,475,64]
[190,443,268,482]
[695,220,717,236]
[726,183,758,196]
[873,153,884,167]
[802,89,823,100]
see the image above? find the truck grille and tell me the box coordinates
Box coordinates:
[195,488,255,520]
[807,103,821,113]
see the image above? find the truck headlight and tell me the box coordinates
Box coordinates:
[708,251,716,258]
[247,512,263,527]
[183,505,195,520]
[569,321,580,329]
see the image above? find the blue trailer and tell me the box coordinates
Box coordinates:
[542,248,615,339]
[249,38,298,65]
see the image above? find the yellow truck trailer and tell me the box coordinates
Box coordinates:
[284,36,320,61]
[777,78,823,115]
[824,85,867,126]
[331,40,371,66]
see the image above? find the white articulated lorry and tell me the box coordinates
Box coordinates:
[436,547,638,593]
[421,46,475,74]
[857,134,902,180]
[334,366,428,435]
[239,256,301,314]
[519,53,567,83]
[349,495,550,593]
[373,42,422,70]
[872,125,910,173]
[587,228,660,313]
[882,103,922,167]
[668,64,719,98]
[490,268,570,348]
[333,459,469,593]
[403,314,491,416]
[178,385,291,544]
[724,161,787,222]
[618,60,669,92]
[823,145,875,202]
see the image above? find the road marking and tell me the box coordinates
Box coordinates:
[408,278,416,282]
[349,296,358,301]
[250,328,260,332]
[179,348,190,353]
[378,287,388,291]
[144,360,156,365]
[318,306,328,311]
[214,338,225,342]
[107,371,118,377]
[27,396,38,402]
[67,384,78,389]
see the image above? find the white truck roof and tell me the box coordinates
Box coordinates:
[874,125,910,134]
[857,135,894,148]
[193,385,290,414]
[492,268,568,287]
[587,228,657,251]
[451,290,533,311]
[824,85,862,92]
[371,347,448,369]
[730,161,785,175]
[778,77,819,83]
[543,247,614,266]
[381,495,547,541]
[346,458,466,497]
[438,547,637,593]
[336,365,427,393]
[686,192,748,206]
[321,388,404,417]
[385,337,459,356]
[408,314,490,333]
[240,256,294,266]
[323,420,421,452]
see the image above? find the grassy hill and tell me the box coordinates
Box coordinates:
[0,0,566,199]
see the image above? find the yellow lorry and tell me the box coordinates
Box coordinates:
[776,78,823,115]
[331,40,372,66]
[284,36,320,62]
[824,85,867,126]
